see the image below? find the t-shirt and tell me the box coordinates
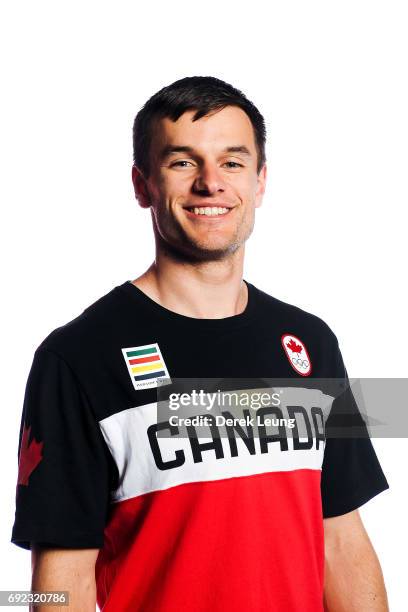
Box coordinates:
[11,280,389,612]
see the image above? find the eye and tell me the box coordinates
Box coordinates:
[223,161,243,168]
[170,160,195,168]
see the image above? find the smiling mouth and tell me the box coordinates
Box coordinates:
[184,206,233,217]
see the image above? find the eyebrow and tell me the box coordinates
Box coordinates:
[160,145,252,159]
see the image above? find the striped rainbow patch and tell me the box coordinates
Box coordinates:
[121,343,171,390]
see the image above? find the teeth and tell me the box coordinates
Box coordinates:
[191,207,229,216]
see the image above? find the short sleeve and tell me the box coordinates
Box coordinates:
[320,339,390,518]
[11,347,114,550]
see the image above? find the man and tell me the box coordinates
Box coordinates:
[12,76,390,611]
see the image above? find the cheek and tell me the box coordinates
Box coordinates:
[162,173,193,200]
[233,182,255,204]
[229,172,257,194]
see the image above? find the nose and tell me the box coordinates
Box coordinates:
[192,162,226,195]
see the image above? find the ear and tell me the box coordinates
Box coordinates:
[132,165,151,208]
[254,163,267,209]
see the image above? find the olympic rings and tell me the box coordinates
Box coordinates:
[292,357,309,369]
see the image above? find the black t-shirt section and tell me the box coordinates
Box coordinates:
[115,279,338,380]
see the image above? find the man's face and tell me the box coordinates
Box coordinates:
[133,105,267,261]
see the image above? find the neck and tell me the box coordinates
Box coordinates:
[131,247,248,319]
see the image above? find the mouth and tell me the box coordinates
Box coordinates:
[183,205,234,218]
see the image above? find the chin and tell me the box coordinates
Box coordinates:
[186,241,242,261]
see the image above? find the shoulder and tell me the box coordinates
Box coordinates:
[251,282,343,377]
[35,283,126,362]
[252,283,339,344]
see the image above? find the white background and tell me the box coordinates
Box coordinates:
[1,1,406,610]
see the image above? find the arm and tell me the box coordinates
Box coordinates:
[30,546,99,612]
[323,509,389,611]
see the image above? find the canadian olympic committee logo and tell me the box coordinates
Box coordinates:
[281,334,312,376]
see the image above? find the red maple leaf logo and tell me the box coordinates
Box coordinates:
[17,424,44,486]
[286,339,303,355]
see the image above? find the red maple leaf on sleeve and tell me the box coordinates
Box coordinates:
[17,424,44,486]
[286,339,303,355]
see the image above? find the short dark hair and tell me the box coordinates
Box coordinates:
[133,76,266,178]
